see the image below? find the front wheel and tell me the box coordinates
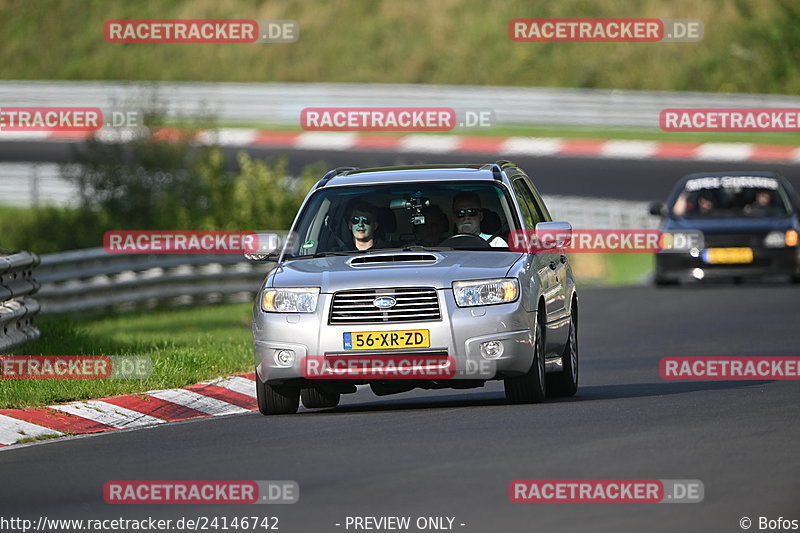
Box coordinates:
[301,388,341,409]
[256,374,300,415]
[504,317,546,404]
[547,306,578,397]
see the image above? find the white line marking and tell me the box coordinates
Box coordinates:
[206,376,257,398]
[695,143,754,161]
[501,137,563,156]
[146,389,250,416]
[600,140,657,159]
[399,135,459,153]
[0,414,62,445]
[50,401,165,429]
[295,132,357,150]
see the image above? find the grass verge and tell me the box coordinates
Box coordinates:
[0,303,254,409]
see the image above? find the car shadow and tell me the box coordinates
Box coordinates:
[301,379,773,415]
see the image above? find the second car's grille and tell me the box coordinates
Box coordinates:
[330,287,441,324]
[704,233,764,247]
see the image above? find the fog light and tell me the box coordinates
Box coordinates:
[480,341,504,359]
[692,268,705,280]
[274,349,296,367]
[690,247,700,258]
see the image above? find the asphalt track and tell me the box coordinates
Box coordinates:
[1,283,798,533]
[3,140,800,201]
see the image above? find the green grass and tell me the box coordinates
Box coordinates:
[572,253,654,287]
[0,304,254,408]
[0,0,799,94]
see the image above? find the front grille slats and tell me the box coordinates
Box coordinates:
[704,233,764,247]
[330,287,441,324]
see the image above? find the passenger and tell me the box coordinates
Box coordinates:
[451,193,508,247]
[744,190,775,216]
[347,200,382,251]
[696,194,715,215]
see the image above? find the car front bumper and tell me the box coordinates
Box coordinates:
[655,247,800,282]
[253,289,537,385]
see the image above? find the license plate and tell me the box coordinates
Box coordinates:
[343,330,430,350]
[702,247,754,264]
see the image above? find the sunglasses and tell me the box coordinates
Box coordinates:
[350,216,373,225]
[454,208,480,218]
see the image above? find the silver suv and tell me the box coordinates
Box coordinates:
[251,162,578,414]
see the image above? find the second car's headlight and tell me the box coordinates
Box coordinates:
[452,279,519,307]
[764,230,798,248]
[262,288,320,313]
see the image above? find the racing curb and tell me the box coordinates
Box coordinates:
[1,128,799,163]
[0,372,259,449]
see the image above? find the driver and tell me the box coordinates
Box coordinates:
[452,193,507,247]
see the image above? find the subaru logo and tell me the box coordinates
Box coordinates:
[373,296,396,309]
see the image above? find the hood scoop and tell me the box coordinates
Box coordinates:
[349,253,439,267]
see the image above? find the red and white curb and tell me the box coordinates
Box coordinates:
[0,372,259,448]
[1,128,799,163]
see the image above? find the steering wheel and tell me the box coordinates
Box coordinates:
[439,233,492,249]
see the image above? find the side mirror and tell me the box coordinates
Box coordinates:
[648,202,667,216]
[534,221,573,250]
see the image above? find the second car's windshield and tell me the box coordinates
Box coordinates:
[670,176,791,218]
[283,181,519,257]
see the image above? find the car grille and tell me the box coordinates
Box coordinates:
[703,233,764,247]
[329,287,441,324]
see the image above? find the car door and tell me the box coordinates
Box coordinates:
[517,176,569,335]
[510,178,557,323]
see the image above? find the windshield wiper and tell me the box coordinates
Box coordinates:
[283,251,359,260]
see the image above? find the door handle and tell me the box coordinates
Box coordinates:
[549,261,557,270]
[560,254,567,264]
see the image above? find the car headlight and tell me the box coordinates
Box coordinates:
[764,231,795,248]
[262,288,320,313]
[452,279,519,307]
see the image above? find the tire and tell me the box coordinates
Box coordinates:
[301,387,341,409]
[547,306,578,397]
[504,315,546,404]
[256,374,300,415]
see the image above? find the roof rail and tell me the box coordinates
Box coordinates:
[494,160,517,169]
[479,163,504,181]
[316,167,359,189]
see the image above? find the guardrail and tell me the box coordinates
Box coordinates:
[0,251,41,353]
[35,248,277,314]
[1,81,798,128]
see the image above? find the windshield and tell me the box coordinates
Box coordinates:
[670,176,791,218]
[282,181,519,258]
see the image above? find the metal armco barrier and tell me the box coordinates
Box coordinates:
[1,81,798,128]
[35,247,278,314]
[0,251,41,353]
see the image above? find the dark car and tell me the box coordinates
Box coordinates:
[649,171,800,285]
